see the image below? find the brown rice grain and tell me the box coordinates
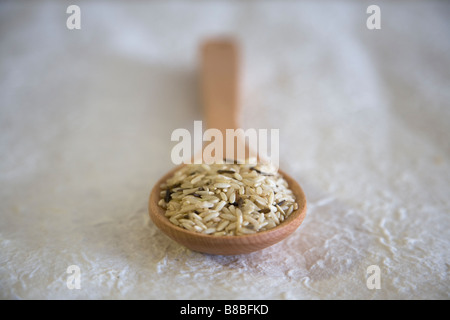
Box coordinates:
[158,162,297,236]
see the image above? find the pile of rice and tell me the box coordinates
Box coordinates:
[158,162,298,236]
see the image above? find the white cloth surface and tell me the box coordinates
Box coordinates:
[0,0,449,299]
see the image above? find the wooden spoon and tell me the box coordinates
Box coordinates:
[148,39,307,255]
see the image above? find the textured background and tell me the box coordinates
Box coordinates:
[0,0,449,299]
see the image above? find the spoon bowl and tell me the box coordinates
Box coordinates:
[149,165,307,255]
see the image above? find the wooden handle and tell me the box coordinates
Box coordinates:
[201,39,240,133]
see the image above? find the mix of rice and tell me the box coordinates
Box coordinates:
[158,161,298,236]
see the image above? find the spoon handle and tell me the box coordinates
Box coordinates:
[201,39,240,133]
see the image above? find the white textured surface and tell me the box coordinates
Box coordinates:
[1,0,449,299]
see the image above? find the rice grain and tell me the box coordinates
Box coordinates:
[158,162,297,236]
